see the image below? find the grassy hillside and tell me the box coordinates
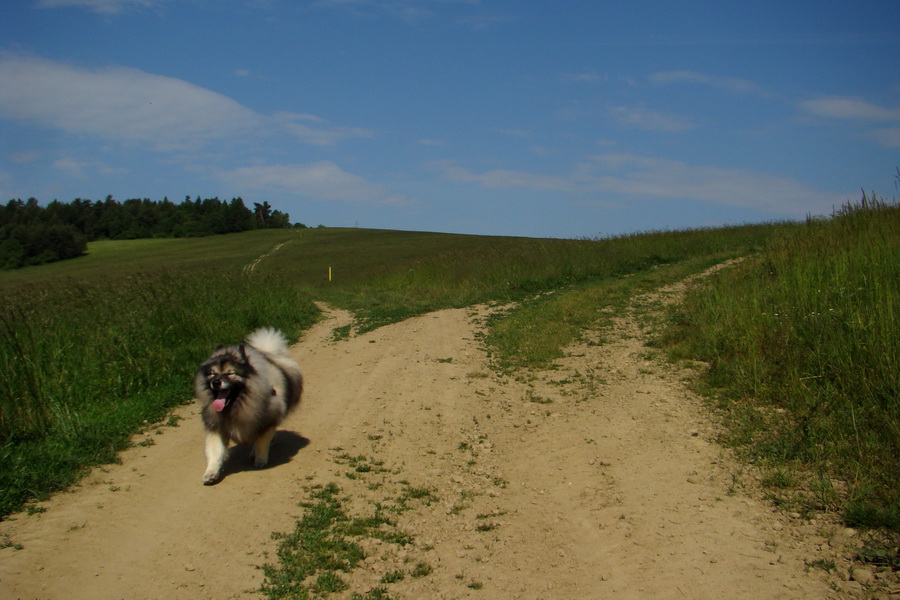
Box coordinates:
[2,213,896,531]
[0,241,317,519]
[662,196,899,529]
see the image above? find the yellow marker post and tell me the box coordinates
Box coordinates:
[328,267,332,282]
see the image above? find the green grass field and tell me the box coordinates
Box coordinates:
[661,196,899,528]
[1,207,896,533]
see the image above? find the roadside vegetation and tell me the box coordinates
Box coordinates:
[1,195,897,549]
[265,222,783,333]
[660,194,899,530]
[260,478,436,600]
[0,230,317,517]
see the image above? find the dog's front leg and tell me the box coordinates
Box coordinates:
[203,431,229,485]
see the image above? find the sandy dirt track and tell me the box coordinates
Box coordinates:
[0,267,874,599]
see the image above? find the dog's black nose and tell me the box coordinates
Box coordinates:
[211,379,222,390]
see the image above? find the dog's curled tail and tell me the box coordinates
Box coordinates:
[246,327,290,356]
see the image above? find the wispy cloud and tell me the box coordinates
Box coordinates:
[0,52,389,204]
[10,152,42,164]
[313,0,456,22]
[607,105,694,133]
[273,112,375,146]
[454,11,509,31]
[801,96,900,121]
[53,157,128,179]
[648,70,771,96]
[217,162,412,205]
[0,53,371,152]
[434,153,844,215]
[561,71,604,84]
[581,154,834,213]
[0,53,261,152]
[432,160,572,191]
[313,0,492,27]
[35,0,162,14]
[493,128,531,138]
[801,96,900,148]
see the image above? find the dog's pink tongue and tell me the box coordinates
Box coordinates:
[212,389,228,412]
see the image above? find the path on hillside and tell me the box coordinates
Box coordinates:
[241,242,286,275]
[0,264,868,599]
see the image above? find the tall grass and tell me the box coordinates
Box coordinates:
[486,256,718,371]
[662,195,899,526]
[303,223,786,332]
[0,264,318,517]
[477,223,789,370]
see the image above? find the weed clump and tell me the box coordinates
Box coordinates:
[260,483,418,600]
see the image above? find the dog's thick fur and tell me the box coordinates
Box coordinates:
[194,328,303,485]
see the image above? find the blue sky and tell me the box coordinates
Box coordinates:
[1,0,898,238]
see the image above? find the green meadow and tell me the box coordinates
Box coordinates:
[662,196,900,528]
[1,202,897,532]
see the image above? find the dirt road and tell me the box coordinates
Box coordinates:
[0,269,868,599]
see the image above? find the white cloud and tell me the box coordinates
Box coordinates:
[801,96,900,148]
[0,53,262,152]
[312,0,434,22]
[432,160,572,191]
[607,105,694,133]
[53,157,90,178]
[434,153,844,215]
[53,157,128,178]
[35,0,161,14]
[0,53,372,152]
[10,152,42,164]
[313,0,483,23]
[648,70,771,96]
[493,128,531,138]
[217,162,410,205]
[801,96,900,121]
[561,71,604,84]
[580,154,831,213]
[273,112,375,146]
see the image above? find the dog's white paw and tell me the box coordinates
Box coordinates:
[202,468,222,485]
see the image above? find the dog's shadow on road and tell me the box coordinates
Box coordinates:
[220,431,310,480]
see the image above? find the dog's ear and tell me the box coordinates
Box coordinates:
[215,345,225,351]
[238,344,248,361]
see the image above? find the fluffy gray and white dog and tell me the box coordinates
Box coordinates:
[194,328,303,485]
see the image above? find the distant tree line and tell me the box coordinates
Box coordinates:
[0,196,301,270]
